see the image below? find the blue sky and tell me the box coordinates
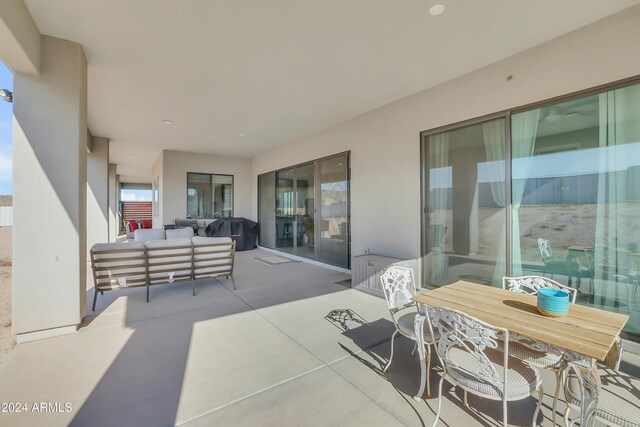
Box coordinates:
[0,61,12,195]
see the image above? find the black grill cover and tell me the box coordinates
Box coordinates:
[205,218,258,251]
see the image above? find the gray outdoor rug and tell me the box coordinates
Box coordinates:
[252,255,301,266]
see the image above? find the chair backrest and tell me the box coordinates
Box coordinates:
[503,275,577,304]
[537,238,553,261]
[145,238,193,285]
[90,242,147,290]
[192,236,235,279]
[134,228,166,242]
[426,306,508,387]
[379,266,417,312]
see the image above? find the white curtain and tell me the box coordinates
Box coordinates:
[593,88,639,310]
[482,120,506,286]
[426,133,449,286]
[482,121,506,207]
[510,110,541,276]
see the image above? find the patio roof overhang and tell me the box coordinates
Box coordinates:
[12,0,640,183]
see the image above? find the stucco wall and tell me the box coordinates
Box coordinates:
[251,7,640,264]
[13,36,87,335]
[161,150,253,225]
[87,136,109,251]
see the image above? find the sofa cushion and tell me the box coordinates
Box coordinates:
[134,228,166,242]
[166,227,194,240]
[140,220,153,229]
[128,221,139,231]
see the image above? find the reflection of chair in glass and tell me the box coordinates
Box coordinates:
[379,266,439,397]
[564,337,640,427]
[566,247,594,296]
[503,276,576,426]
[537,238,570,281]
[424,306,543,427]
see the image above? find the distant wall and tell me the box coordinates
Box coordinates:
[0,207,12,226]
[251,7,640,263]
[160,150,253,225]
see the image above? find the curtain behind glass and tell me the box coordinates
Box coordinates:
[426,133,449,285]
[483,120,506,285]
[593,87,640,315]
[510,110,541,276]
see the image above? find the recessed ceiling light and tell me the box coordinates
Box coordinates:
[161,120,173,125]
[429,4,445,16]
[238,133,245,137]
[127,155,135,158]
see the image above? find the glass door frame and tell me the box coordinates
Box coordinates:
[258,151,351,268]
[420,112,513,289]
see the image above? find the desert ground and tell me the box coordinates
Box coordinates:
[0,226,13,362]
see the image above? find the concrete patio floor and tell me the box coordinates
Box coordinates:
[0,248,638,427]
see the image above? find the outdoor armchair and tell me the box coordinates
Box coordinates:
[422,306,543,427]
[503,275,577,426]
[379,266,439,397]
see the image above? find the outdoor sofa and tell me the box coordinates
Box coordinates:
[90,235,236,311]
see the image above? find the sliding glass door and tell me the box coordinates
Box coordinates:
[512,84,640,336]
[259,153,350,268]
[421,80,640,338]
[422,118,507,288]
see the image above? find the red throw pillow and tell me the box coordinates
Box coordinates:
[140,220,152,229]
[128,221,139,231]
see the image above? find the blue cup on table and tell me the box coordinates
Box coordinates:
[537,288,570,317]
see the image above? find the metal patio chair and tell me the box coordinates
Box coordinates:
[379,266,439,397]
[423,306,544,427]
[503,275,577,426]
[564,337,640,427]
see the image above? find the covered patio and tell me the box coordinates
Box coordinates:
[2,250,637,426]
[1,1,640,426]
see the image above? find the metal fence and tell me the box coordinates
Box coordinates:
[0,206,12,226]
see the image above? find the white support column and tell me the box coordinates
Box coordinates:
[12,36,88,341]
[87,137,109,252]
[108,163,117,242]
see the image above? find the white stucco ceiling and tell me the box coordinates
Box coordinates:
[23,0,640,183]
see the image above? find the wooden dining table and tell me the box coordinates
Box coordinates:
[411,280,629,426]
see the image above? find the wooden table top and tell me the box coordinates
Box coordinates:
[412,280,629,361]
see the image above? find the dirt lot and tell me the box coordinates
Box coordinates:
[0,226,14,363]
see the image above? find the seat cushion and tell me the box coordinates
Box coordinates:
[396,312,439,343]
[166,227,194,240]
[507,341,563,369]
[133,228,166,242]
[446,347,541,401]
[566,367,640,427]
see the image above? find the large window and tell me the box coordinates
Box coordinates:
[421,79,640,339]
[187,173,233,219]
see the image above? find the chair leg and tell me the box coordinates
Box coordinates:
[92,288,98,311]
[432,376,445,427]
[463,390,469,408]
[192,279,196,296]
[383,329,398,373]
[503,394,508,427]
[229,275,236,290]
[410,342,417,357]
[425,344,432,398]
[564,405,572,427]
[146,283,150,303]
[552,369,563,427]
[532,385,544,427]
